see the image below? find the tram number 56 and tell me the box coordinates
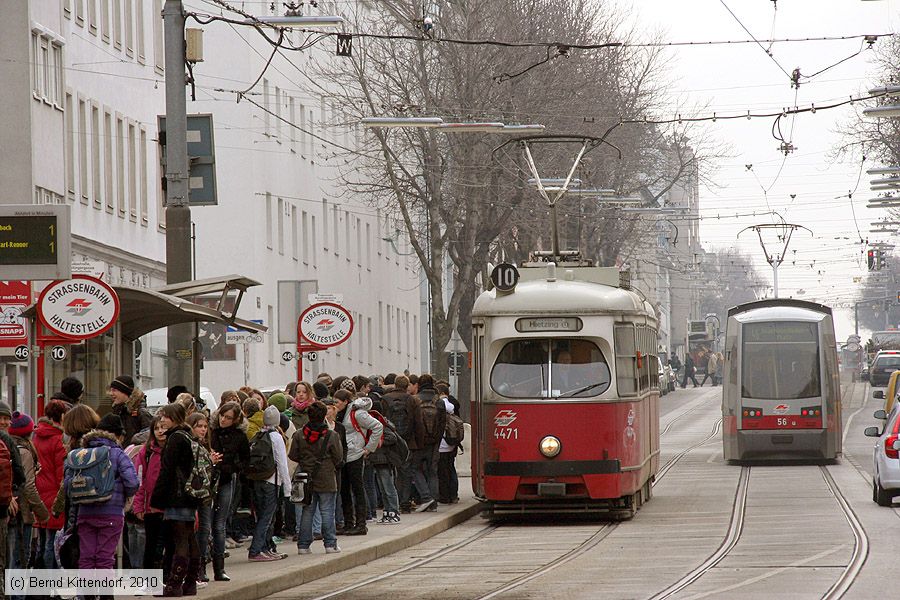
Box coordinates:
[776,418,789,426]
[494,427,518,440]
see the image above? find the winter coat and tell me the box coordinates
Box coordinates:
[288,428,343,493]
[32,419,67,529]
[285,405,310,432]
[0,429,25,493]
[12,435,50,525]
[111,390,153,447]
[245,411,265,441]
[439,397,459,454]
[150,425,200,510]
[210,424,250,484]
[64,430,139,518]
[415,386,447,448]
[342,397,384,463]
[132,440,163,515]
[381,389,423,450]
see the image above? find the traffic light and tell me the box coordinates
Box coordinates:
[868,249,875,270]
[878,249,888,270]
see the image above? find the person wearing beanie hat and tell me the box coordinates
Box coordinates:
[267,393,288,414]
[312,381,330,401]
[32,399,70,569]
[6,409,50,583]
[167,385,189,404]
[97,413,125,439]
[0,400,11,420]
[247,405,290,562]
[59,377,84,404]
[109,374,152,447]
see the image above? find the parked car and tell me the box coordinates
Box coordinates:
[865,403,900,506]
[870,351,900,387]
[144,386,218,414]
[873,370,900,414]
[658,363,668,396]
[664,364,677,393]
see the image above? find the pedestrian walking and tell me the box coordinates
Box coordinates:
[681,353,700,388]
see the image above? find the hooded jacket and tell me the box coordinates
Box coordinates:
[12,434,50,525]
[381,389,424,450]
[111,389,153,446]
[32,419,67,529]
[64,430,139,518]
[342,397,384,463]
[210,417,250,485]
[131,438,163,515]
[288,425,343,492]
[245,410,265,442]
[150,424,200,510]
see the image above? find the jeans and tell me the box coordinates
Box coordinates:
[143,513,166,569]
[410,445,440,502]
[212,477,235,557]
[374,466,400,514]
[196,503,212,561]
[297,492,338,549]
[127,521,146,569]
[37,527,59,569]
[364,462,379,518]
[340,458,367,529]
[249,481,278,555]
[438,451,459,502]
[7,518,32,570]
[78,515,123,569]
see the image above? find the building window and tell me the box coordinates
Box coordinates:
[76,0,86,25]
[31,33,40,97]
[396,307,402,355]
[274,86,282,139]
[268,305,275,363]
[377,301,383,348]
[311,215,317,266]
[128,122,137,221]
[356,217,362,266]
[307,108,314,156]
[65,0,72,19]
[365,222,371,268]
[65,93,75,201]
[291,206,298,260]
[332,205,339,256]
[50,43,63,107]
[299,103,307,151]
[124,0,134,56]
[114,0,123,48]
[116,115,126,216]
[277,197,284,254]
[262,79,270,135]
[140,126,148,224]
[344,211,350,261]
[289,97,296,145]
[104,111,114,212]
[321,198,328,251]
[41,37,50,102]
[101,0,110,41]
[78,98,89,204]
[367,317,373,365]
[302,210,309,264]
[89,0,98,33]
[152,0,163,70]
[265,193,272,249]
[136,0,145,61]
[91,104,102,208]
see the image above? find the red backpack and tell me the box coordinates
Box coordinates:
[350,409,386,447]
[0,440,13,507]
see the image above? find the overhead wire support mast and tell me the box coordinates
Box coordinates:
[739,223,812,298]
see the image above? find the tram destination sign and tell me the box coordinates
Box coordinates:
[516,317,583,332]
[298,302,354,348]
[0,205,71,280]
[37,275,120,340]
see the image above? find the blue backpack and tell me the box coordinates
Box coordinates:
[65,446,116,505]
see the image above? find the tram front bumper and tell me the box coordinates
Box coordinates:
[736,428,829,459]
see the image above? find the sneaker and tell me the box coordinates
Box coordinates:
[265,550,288,560]
[196,581,208,590]
[325,545,342,554]
[344,525,368,536]
[297,547,312,555]
[415,499,437,513]
[378,512,401,524]
[236,508,252,516]
[225,537,239,549]
[272,536,285,544]
[248,552,280,562]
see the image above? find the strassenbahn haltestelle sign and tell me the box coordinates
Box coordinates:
[37,276,120,339]
[298,302,353,348]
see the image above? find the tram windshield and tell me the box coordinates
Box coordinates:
[741,321,821,400]
[490,339,611,398]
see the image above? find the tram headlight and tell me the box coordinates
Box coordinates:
[539,435,561,458]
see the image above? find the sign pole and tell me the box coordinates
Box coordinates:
[35,342,44,417]
[450,335,458,398]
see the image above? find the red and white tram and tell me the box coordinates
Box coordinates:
[471,262,660,518]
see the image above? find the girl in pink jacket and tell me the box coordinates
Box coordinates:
[132,416,168,569]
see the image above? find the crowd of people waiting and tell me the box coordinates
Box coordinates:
[0,371,465,597]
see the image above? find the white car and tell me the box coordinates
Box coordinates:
[144,387,218,414]
[865,404,900,506]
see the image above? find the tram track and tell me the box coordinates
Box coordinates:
[647,464,868,600]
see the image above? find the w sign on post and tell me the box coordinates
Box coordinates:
[336,34,353,56]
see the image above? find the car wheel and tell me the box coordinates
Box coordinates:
[875,479,894,506]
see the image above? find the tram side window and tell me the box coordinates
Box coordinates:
[741,321,821,400]
[615,325,637,397]
[490,339,611,399]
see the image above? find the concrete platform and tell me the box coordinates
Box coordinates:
[196,477,481,600]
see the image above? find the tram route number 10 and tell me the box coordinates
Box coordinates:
[494,427,518,440]
[490,263,520,292]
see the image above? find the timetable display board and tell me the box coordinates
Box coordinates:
[0,205,71,280]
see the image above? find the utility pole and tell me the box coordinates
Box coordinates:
[739,222,811,299]
[163,0,194,390]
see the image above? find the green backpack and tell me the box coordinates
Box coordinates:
[176,431,214,501]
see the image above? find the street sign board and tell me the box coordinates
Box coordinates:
[37,276,119,340]
[282,351,295,362]
[447,352,465,370]
[308,293,344,305]
[50,345,67,361]
[13,345,28,360]
[0,205,71,280]
[158,114,218,206]
[306,351,318,362]
[298,302,353,348]
[225,319,264,344]
[490,263,519,292]
[0,281,30,347]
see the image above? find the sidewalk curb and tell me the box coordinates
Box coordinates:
[198,502,483,600]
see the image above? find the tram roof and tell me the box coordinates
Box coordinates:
[728,298,831,323]
[472,278,655,319]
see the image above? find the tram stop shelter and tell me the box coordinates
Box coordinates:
[21,274,265,415]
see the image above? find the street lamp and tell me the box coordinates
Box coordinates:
[361,117,444,128]
[244,15,344,27]
[863,85,900,118]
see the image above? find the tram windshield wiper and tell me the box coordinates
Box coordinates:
[557,381,608,398]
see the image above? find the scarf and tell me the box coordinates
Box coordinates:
[292,396,315,413]
[303,421,328,444]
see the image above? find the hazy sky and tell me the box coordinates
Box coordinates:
[612,0,899,340]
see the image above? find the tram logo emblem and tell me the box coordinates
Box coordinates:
[626,408,635,426]
[316,318,336,332]
[66,299,92,315]
[774,405,789,414]
[494,410,517,427]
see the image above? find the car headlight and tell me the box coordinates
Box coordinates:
[539,435,561,458]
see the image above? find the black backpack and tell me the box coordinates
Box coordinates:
[385,396,413,440]
[419,397,444,446]
[245,430,276,481]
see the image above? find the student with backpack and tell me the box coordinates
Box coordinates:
[187,412,219,586]
[132,417,168,572]
[339,391,382,535]
[32,399,70,569]
[411,374,446,513]
[380,376,423,513]
[245,405,290,562]
[437,385,462,504]
[63,413,139,571]
[364,390,407,525]
[151,403,203,596]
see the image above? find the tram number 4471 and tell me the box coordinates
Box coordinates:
[494,427,518,440]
